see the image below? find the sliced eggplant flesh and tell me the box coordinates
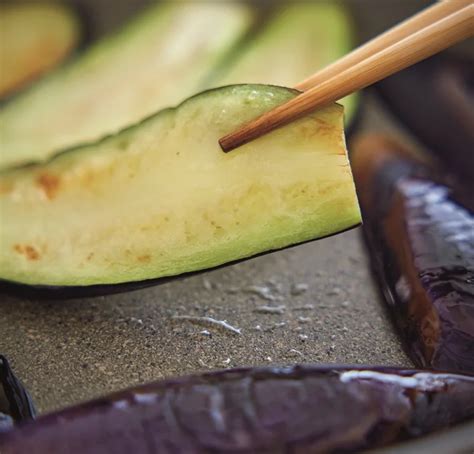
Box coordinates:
[0,2,251,170]
[0,2,81,100]
[1,365,473,453]
[352,134,474,373]
[215,2,359,124]
[0,85,360,288]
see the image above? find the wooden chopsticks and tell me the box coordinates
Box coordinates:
[220,1,474,152]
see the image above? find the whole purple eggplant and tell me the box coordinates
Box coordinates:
[1,365,473,453]
[352,135,474,373]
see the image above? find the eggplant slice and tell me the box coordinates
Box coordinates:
[0,2,81,100]
[0,1,252,170]
[351,135,474,373]
[0,85,360,290]
[1,365,473,453]
[0,356,36,432]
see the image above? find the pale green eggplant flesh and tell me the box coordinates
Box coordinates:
[0,85,360,287]
[0,2,251,170]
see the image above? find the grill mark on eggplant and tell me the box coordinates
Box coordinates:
[0,365,473,453]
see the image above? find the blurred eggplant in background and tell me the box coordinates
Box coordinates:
[1,365,473,453]
[0,1,82,100]
[0,356,36,432]
[0,1,253,170]
[0,1,360,172]
[375,54,474,183]
[352,135,474,373]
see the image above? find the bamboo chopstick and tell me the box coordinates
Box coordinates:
[296,0,471,91]
[220,2,474,152]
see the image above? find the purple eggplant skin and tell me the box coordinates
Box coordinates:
[375,55,474,184]
[351,135,474,374]
[0,356,36,431]
[1,365,474,454]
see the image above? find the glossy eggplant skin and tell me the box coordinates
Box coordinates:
[352,135,474,373]
[375,56,474,183]
[0,356,36,432]
[1,365,473,454]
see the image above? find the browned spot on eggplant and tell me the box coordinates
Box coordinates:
[13,244,40,261]
[0,181,13,195]
[137,255,151,263]
[296,118,332,140]
[314,118,338,137]
[36,173,61,200]
[24,246,40,261]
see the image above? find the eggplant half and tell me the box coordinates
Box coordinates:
[0,85,360,291]
[375,55,474,183]
[0,2,81,100]
[0,1,252,170]
[0,356,36,432]
[352,135,474,373]
[1,365,473,453]
[215,2,359,125]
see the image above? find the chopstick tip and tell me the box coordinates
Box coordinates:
[219,130,248,153]
[219,136,234,153]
